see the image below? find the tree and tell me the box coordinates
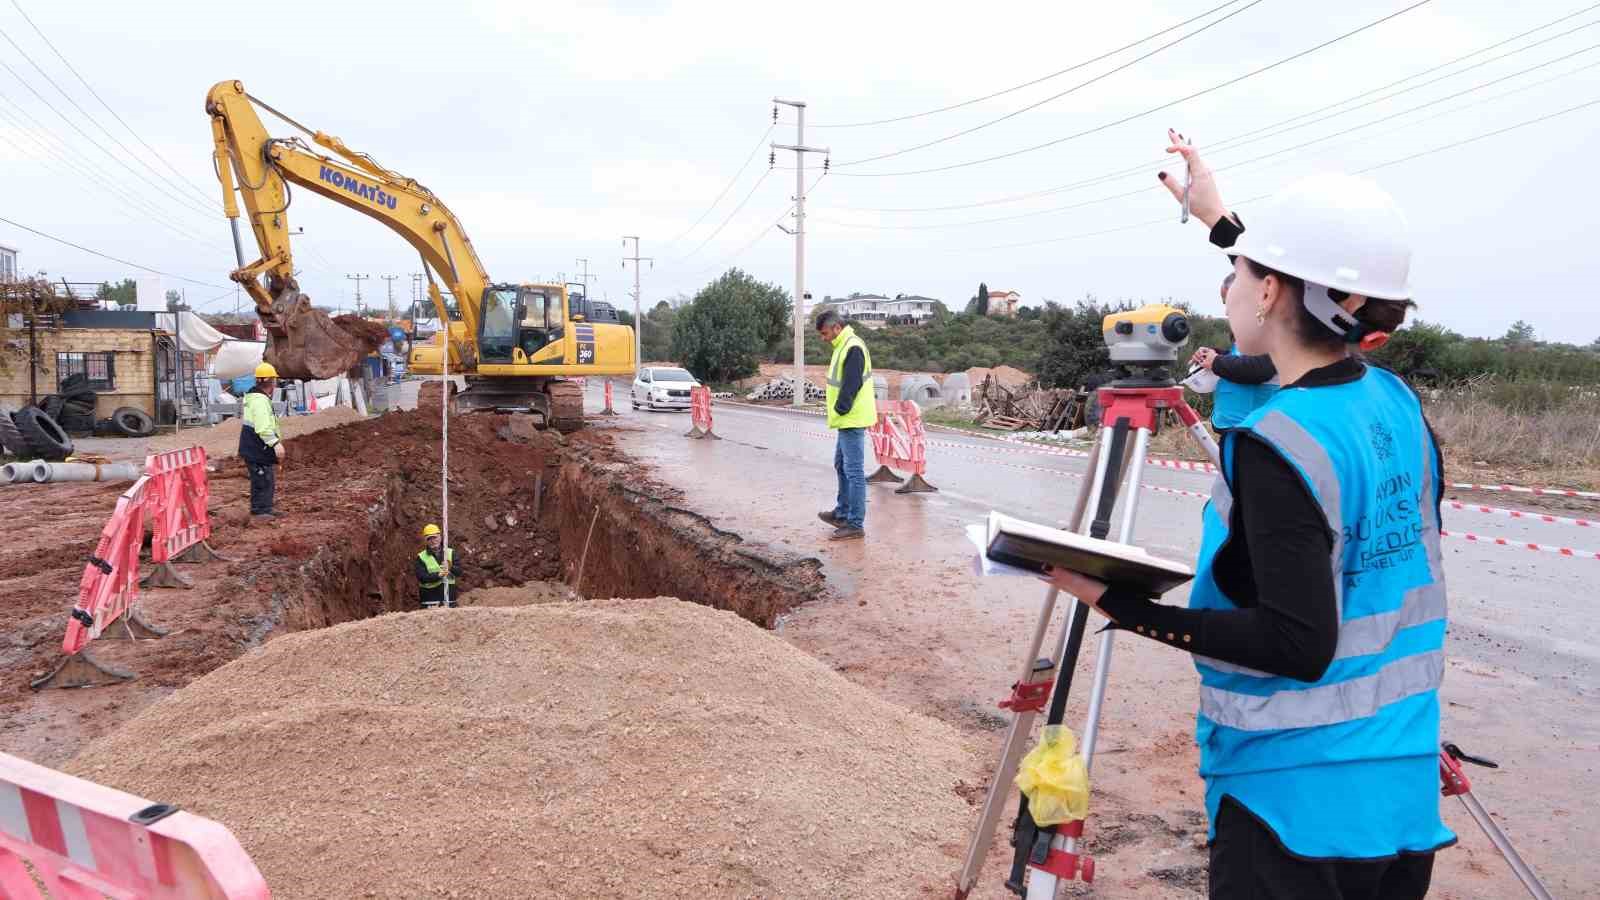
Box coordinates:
[1036,298,1124,389]
[669,269,779,381]
[976,281,990,317]
[165,289,189,312]
[1504,320,1536,343]
[94,278,137,307]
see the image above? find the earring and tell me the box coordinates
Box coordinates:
[1254,304,1267,326]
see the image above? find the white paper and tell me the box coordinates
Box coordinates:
[966,523,1039,578]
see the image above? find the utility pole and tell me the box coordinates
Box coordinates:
[382,274,399,321]
[772,99,829,407]
[346,273,369,313]
[410,273,424,321]
[622,236,652,371]
[575,258,598,300]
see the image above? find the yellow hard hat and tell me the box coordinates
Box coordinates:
[254,362,279,379]
[421,524,441,538]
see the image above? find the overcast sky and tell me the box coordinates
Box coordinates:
[1,0,1597,341]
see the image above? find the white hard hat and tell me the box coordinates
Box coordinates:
[1227,173,1412,301]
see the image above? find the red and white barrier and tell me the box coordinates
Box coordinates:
[601,379,618,416]
[0,751,269,899]
[865,401,937,494]
[34,447,221,690]
[1446,500,1595,529]
[685,385,719,440]
[1448,482,1600,501]
[1438,530,1600,560]
[142,448,223,589]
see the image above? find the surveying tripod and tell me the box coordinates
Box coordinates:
[956,368,1219,899]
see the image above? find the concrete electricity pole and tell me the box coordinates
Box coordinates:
[382,274,399,320]
[772,99,828,407]
[346,273,369,313]
[622,236,652,371]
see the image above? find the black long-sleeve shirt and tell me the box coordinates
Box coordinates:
[1097,357,1443,682]
[834,347,866,417]
[1212,352,1277,385]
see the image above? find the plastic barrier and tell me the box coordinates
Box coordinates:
[34,447,225,690]
[865,400,937,494]
[0,751,270,899]
[685,386,719,440]
[601,379,619,416]
[142,448,224,589]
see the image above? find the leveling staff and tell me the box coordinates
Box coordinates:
[1046,131,1451,900]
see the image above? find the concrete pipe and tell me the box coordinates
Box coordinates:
[0,462,23,485]
[28,461,143,484]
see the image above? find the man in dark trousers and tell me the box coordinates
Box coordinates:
[814,309,877,541]
[415,523,461,608]
[238,362,284,518]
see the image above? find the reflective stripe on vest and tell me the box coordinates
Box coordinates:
[418,548,455,589]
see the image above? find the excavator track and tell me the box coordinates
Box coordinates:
[546,380,585,433]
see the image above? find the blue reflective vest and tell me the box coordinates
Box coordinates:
[1188,365,1454,859]
[1211,345,1279,430]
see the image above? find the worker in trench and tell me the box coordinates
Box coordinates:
[239,362,285,518]
[814,308,876,541]
[415,524,461,608]
[1187,271,1281,430]
[1044,131,1451,900]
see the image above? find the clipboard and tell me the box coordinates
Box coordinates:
[983,511,1194,596]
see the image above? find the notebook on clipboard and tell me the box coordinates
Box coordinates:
[984,511,1194,596]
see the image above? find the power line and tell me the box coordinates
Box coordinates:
[8,0,220,208]
[0,213,232,289]
[0,90,228,249]
[835,0,1434,178]
[829,3,1598,211]
[0,49,219,223]
[813,42,1600,231]
[676,168,774,261]
[956,93,1600,252]
[813,0,1253,129]
[665,122,775,246]
[693,171,829,277]
[834,0,1267,167]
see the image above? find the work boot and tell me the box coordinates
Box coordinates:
[818,510,843,526]
[829,525,865,541]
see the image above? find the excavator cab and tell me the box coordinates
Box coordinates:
[474,284,570,365]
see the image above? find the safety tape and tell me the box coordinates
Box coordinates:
[1447,482,1600,501]
[1445,501,1595,530]
[1436,530,1600,560]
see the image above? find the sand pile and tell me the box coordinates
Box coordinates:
[964,365,1032,388]
[70,598,979,899]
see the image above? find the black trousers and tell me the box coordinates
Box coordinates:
[1210,797,1435,900]
[247,462,277,515]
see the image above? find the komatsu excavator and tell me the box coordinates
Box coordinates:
[205,79,635,430]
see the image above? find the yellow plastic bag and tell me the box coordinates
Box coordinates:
[1014,725,1090,826]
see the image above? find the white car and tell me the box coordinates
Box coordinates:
[631,367,699,411]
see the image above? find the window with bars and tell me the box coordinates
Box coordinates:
[56,352,115,391]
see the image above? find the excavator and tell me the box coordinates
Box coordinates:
[205,79,635,430]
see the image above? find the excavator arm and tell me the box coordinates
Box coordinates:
[206,79,484,378]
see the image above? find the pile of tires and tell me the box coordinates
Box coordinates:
[0,406,73,461]
[51,373,98,435]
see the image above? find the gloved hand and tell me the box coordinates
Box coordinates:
[274,443,286,461]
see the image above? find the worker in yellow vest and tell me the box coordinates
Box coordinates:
[415,523,460,608]
[239,362,284,518]
[814,310,876,541]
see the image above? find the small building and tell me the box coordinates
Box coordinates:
[0,245,16,283]
[986,289,1022,318]
[818,292,943,329]
[0,310,163,420]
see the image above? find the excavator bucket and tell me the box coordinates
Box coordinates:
[258,278,386,380]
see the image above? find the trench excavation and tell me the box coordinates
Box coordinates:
[231,401,826,642]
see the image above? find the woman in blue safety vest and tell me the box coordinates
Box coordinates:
[1046,130,1451,900]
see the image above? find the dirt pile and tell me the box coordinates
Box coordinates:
[142,406,365,461]
[70,599,979,899]
[964,365,1031,389]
